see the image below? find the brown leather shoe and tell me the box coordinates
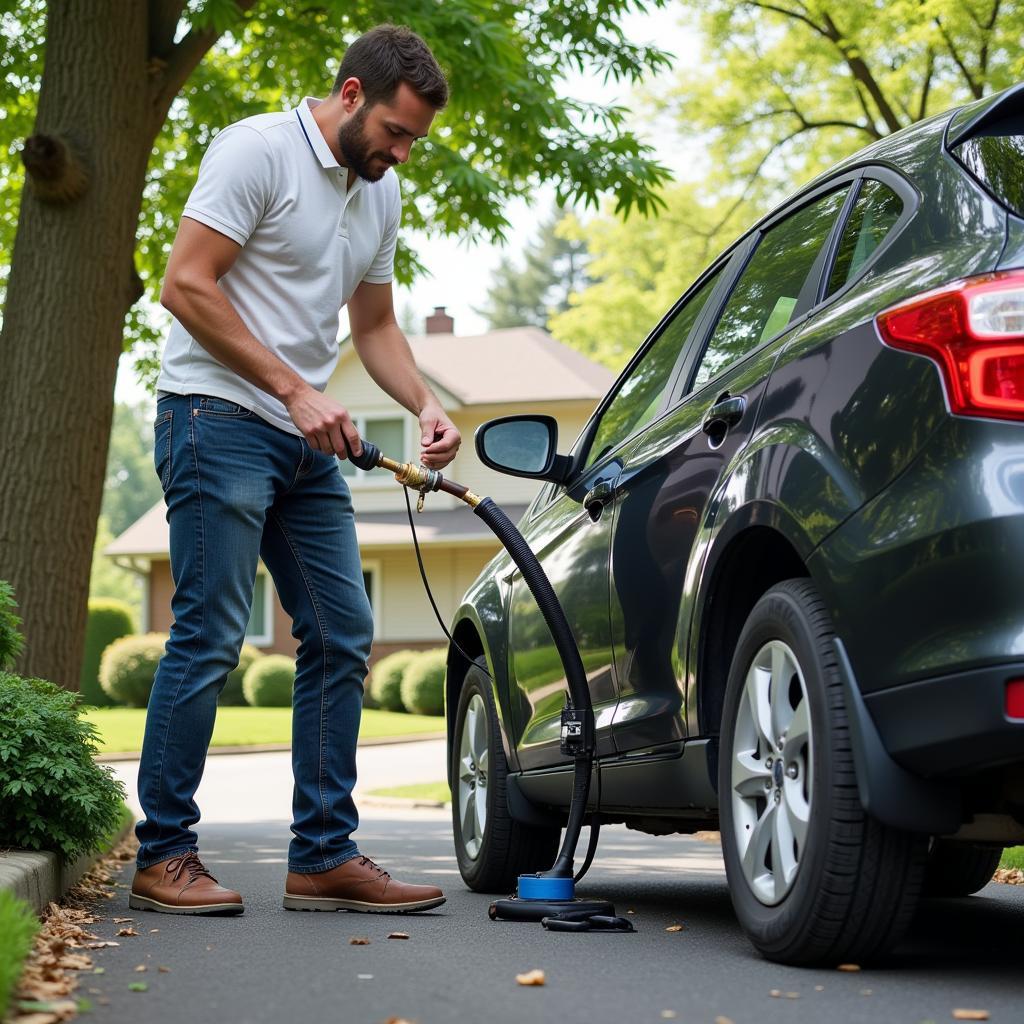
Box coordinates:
[283,855,445,913]
[129,852,243,915]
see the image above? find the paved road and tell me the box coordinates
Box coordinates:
[85,745,1024,1024]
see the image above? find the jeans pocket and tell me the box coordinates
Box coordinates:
[197,395,254,418]
[154,409,173,490]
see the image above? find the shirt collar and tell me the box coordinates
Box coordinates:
[295,97,340,170]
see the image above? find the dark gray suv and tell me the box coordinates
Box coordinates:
[445,84,1024,964]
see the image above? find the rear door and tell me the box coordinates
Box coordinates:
[607,182,857,753]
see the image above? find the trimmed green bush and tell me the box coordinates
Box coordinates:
[0,890,39,1019]
[220,643,262,706]
[0,580,25,671]
[0,672,126,861]
[80,598,135,707]
[99,632,168,708]
[369,650,421,712]
[242,654,295,707]
[400,648,447,716]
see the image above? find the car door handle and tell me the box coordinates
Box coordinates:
[701,394,747,436]
[583,480,615,519]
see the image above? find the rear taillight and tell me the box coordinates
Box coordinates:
[876,270,1024,421]
[1007,678,1024,719]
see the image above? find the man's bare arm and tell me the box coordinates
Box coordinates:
[348,279,461,469]
[160,217,362,457]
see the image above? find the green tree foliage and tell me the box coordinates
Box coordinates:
[0,581,25,672]
[550,187,749,370]
[102,402,163,538]
[0,673,126,861]
[478,208,590,330]
[89,517,145,618]
[1,0,674,366]
[554,0,1024,369]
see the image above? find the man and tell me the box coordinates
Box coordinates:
[130,25,459,916]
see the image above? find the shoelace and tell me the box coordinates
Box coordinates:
[167,851,217,885]
[357,856,390,880]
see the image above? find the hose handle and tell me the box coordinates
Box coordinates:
[342,437,381,471]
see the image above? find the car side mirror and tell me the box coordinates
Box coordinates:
[475,415,572,482]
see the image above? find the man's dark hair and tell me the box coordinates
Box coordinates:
[332,24,448,110]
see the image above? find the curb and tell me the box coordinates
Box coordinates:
[95,731,446,763]
[0,813,135,916]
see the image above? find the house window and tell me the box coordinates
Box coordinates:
[339,416,407,480]
[245,573,273,646]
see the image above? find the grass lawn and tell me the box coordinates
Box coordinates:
[368,781,451,803]
[1001,846,1024,870]
[85,706,445,755]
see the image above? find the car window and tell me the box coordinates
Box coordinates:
[692,187,850,390]
[952,115,1024,218]
[584,266,722,470]
[825,179,904,296]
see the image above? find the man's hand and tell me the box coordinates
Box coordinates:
[285,385,362,460]
[419,403,461,469]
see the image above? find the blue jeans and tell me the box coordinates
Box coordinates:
[135,393,373,873]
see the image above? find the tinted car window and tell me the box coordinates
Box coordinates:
[826,179,903,296]
[585,267,722,469]
[953,114,1024,217]
[693,188,850,390]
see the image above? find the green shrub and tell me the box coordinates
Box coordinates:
[242,654,295,707]
[0,672,126,862]
[400,648,447,716]
[220,643,262,706]
[99,633,168,708]
[0,580,25,671]
[369,650,421,712]
[79,598,135,707]
[0,890,39,1019]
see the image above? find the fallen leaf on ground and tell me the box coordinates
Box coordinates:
[134,965,147,973]
[357,974,374,980]
[128,982,148,992]
[85,941,119,949]
[381,1018,415,1024]
[627,909,636,915]
[149,929,159,933]
[660,1012,677,1020]
[715,1017,735,1024]
[349,938,372,945]
[116,928,139,937]
[994,867,1022,885]
[665,924,684,932]
[860,989,873,996]
[814,985,824,991]
[13,1013,61,1024]
[953,1012,990,1021]
[770,990,782,998]
[387,932,410,940]
[57,954,92,971]
[837,963,861,972]
[158,967,171,973]
[694,831,721,843]
[112,917,133,924]
[516,969,546,987]
[784,992,800,999]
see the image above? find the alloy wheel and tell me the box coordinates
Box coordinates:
[457,692,489,860]
[730,640,813,905]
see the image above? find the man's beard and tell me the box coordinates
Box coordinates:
[338,106,395,183]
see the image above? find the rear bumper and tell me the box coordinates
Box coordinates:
[864,661,1024,777]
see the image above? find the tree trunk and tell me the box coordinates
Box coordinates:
[0,3,155,688]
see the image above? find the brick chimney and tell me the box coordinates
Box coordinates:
[425,305,454,335]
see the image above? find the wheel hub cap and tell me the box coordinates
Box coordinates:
[730,640,814,906]
[457,694,489,861]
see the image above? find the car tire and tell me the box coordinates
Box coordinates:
[923,841,1003,897]
[451,659,560,893]
[718,578,928,965]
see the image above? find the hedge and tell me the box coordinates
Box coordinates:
[400,648,447,716]
[0,672,126,861]
[369,650,420,712]
[243,654,295,707]
[220,643,262,706]
[99,632,168,708]
[79,598,135,707]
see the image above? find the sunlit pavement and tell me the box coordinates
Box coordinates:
[87,743,1024,1024]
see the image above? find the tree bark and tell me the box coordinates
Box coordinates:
[0,2,155,688]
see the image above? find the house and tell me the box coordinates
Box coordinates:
[105,309,614,662]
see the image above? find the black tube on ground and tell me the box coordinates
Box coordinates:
[473,497,595,879]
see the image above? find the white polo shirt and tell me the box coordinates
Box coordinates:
[157,97,401,435]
